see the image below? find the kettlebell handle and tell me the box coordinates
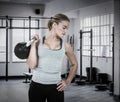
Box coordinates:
[26,37,36,47]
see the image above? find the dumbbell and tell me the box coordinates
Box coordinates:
[14,38,36,59]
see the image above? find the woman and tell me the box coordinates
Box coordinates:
[26,13,78,102]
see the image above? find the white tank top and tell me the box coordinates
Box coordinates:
[32,39,66,84]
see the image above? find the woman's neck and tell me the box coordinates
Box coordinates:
[43,31,62,50]
[46,31,60,41]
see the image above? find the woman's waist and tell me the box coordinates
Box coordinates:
[32,70,61,84]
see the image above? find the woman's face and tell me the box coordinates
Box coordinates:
[53,20,69,38]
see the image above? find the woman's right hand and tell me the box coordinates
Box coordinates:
[31,34,40,47]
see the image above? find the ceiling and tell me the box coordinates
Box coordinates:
[0,0,112,5]
[0,0,56,4]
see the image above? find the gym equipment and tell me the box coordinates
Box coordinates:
[101,27,114,94]
[23,72,33,83]
[95,73,108,90]
[86,67,97,83]
[76,29,93,85]
[95,27,114,92]
[110,27,114,94]
[14,42,30,59]
[14,38,36,59]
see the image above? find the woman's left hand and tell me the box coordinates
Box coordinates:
[57,80,69,91]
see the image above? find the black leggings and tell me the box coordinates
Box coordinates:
[29,81,64,102]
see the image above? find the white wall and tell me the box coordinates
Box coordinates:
[44,0,110,17]
[0,3,44,17]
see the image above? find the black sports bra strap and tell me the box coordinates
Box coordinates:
[42,36,62,47]
[42,36,45,44]
[60,38,62,47]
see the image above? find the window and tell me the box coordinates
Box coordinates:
[80,13,114,57]
[0,17,49,62]
[0,29,6,62]
[0,18,8,62]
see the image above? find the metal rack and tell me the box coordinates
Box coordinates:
[76,29,93,85]
[80,29,93,82]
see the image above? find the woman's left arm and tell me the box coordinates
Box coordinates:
[65,42,78,85]
[57,42,78,91]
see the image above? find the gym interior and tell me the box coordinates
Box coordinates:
[0,0,120,102]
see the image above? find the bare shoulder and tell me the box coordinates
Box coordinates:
[65,42,73,53]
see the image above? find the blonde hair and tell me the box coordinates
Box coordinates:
[47,13,70,30]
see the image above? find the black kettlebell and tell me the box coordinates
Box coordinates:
[14,42,31,59]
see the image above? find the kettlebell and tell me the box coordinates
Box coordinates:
[14,42,31,59]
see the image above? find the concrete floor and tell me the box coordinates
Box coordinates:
[0,79,119,102]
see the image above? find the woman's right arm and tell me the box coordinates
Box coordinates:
[26,34,40,69]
